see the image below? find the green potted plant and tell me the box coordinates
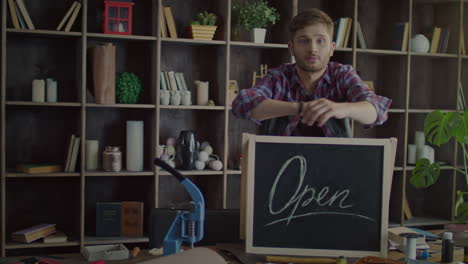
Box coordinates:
[116,72,142,104]
[411,110,468,242]
[232,0,280,43]
[189,11,217,40]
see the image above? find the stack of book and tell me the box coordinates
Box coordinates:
[12,224,56,243]
[429,27,450,54]
[160,71,189,92]
[7,0,34,30]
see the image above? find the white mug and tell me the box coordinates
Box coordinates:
[181,91,192,106]
[160,90,170,105]
[170,90,181,105]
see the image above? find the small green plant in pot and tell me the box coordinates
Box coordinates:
[116,72,142,104]
[411,110,468,225]
[191,11,217,26]
[189,11,218,40]
[232,0,280,43]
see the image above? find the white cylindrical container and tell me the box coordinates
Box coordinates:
[407,144,416,164]
[421,145,435,163]
[415,131,425,148]
[32,79,45,102]
[85,140,99,170]
[127,120,144,171]
[406,237,417,260]
[46,78,57,102]
[195,80,209,105]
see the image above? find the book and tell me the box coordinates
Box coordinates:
[14,1,26,29]
[43,231,68,243]
[7,0,20,29]
[168,71,178,91]
[342,18,352,48]
[160,72,168,90]
[160,7,168,38]
[400,22,409,52]
[164,71,172,91]
[121,201,144,237]
[65,134,76,172]
[335,17,347,48]
[163,6,178,38]
[69,136,81,172]
[64,1,81,32]
[394,22,408,51]
[96,202,121,237]
[174,72,185,91]
[15,0,34,30]
[16,164,62,173]
[179,72,189,91]
[357,21,366,49]
[12,224,56,243]
[430,27,441,53]
[57,1,78,31]
[439,28,449,54]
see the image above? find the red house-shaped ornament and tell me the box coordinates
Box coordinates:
[102,0,134,35]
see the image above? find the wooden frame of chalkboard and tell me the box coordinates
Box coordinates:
[243,134,397,258]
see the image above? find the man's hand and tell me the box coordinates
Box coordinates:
[301,98,349,127]
[301,99,377,126]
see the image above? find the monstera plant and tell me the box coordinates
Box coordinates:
[411,110,468,223]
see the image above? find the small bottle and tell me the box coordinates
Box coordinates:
[441,232,454,263]
[103,146,122,172]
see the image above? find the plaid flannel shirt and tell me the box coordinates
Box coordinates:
[231,62,392,137]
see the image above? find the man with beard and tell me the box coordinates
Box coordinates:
[231,9,392,137]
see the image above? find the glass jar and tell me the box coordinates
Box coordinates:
[103,146,122,172]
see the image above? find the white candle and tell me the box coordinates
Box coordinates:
[32,79,45,102]
[46,78,57,102]
[195,80,209,105]
[85,140,99,170]
[127,121,144,171]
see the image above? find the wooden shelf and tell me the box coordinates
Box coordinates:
[6,172,80,178]
[389,109,406,113]
[85,171,154,177]
[6,28,82,37]
[226,170,242,175]
[408,109,457,113]
[161,37,226,45]
[230,41,288,49]
[84,236,149,245]
[5,241,80,249]
[405,165,455,171]
[334,47,353,52]
[411,52,458,58]
[159,105,225,110]
[6,101,81,107]
[87,33,157,41]
[85,103,155,109]
[403,216,452,227]
[158,170,224,176]
[356,48,407,56]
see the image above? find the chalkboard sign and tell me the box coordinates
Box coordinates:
[243,135,396,258]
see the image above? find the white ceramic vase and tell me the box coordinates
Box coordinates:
[410,34,430,53]
[251,28,266,43]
